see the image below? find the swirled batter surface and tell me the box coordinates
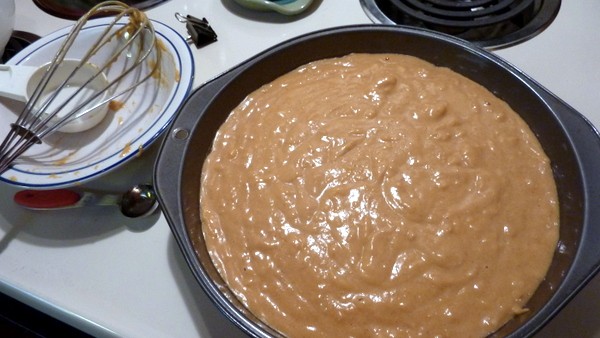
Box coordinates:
[200,54,559,337]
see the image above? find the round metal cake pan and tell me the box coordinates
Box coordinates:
[154,25,600,337]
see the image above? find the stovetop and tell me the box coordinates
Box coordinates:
[0,1,599,337]
[360,0,562,49]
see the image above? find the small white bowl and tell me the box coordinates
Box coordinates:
[0,0,15,56]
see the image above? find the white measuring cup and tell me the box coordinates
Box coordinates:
[0,59,110,133]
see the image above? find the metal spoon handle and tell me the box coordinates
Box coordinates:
[13,189,118,210]
[13,184,158,218]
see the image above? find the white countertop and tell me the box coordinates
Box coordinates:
[1,1,599,337]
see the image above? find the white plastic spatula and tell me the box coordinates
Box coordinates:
[0,59,110,133]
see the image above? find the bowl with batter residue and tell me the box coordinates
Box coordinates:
[155,25,600,337]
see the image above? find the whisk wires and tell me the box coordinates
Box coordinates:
[0,1,162,174]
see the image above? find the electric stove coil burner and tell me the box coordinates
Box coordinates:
[360,0,561,49]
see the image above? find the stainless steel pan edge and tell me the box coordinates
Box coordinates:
[154,25,600,338]
[155,65,279,337]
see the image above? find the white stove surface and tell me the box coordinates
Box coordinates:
[1,1,599,337]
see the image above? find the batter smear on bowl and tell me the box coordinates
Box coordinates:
[200,53,559,337]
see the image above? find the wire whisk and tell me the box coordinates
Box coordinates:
[0,1,162,174]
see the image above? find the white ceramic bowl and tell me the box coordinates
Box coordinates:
[0,0,15,57]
